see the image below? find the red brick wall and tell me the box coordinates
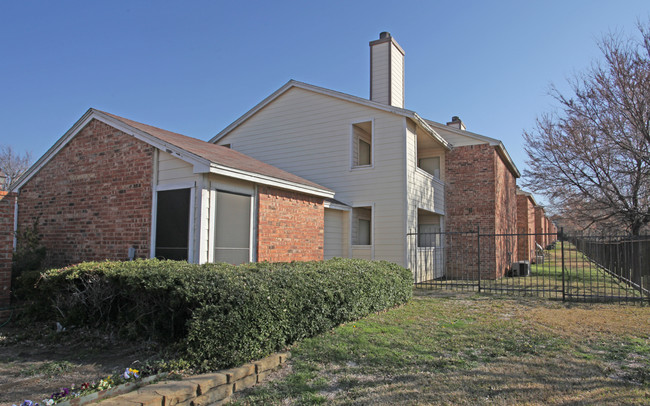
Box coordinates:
[516,194,536,262]
[0,192,15,309]
[257,186,324,262]
[494,151,518,277]
[17,119,154,267]
[534,207,547,247]
[445,144,517,279]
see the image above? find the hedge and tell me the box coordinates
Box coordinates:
[35,258,412,370]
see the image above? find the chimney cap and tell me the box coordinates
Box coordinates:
[379,31,391,39]
[451,116,460,122]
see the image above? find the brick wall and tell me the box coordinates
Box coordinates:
[445,144,518,279]
[0,192,15,310]
[516,194,536,262]
[17,119,154,267]
[494,151,518,277]
[534,207,547,247]
[257,186,324,262]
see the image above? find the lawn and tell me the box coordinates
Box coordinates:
[229,291,650,405]
[478,243,646,302]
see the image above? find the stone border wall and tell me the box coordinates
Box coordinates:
[98,352,290,406]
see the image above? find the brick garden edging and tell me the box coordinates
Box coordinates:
[96,352,290,406]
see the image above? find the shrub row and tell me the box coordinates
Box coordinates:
[36,258,412,370]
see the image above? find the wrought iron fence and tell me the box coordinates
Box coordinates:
[408,228,650,304]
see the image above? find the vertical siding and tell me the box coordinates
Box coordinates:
[371,42,390,105]
[390,42,404,108]
[218,88,407,264]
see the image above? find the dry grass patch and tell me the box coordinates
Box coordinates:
[229,292,650,405]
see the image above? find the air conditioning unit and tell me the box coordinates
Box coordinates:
[510,261,530,277]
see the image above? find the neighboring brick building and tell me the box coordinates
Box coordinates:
[516,189,537,262]
[8,109,333,282]
[0,192,15,311]
[535,206,548,247]
[441,123,519,279]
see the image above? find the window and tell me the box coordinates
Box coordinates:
[352,121,372,167]
[353,206,372,245]
[418,156,441,179]
[418,209,442,247]
[214,191,252,264]
[155,188,191,260]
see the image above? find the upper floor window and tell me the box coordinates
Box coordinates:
[418,156,441,179]
[352,121,372,167]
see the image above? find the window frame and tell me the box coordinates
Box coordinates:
[350,119,375,169]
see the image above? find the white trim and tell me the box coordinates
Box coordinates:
[155,181,197,192]
[187,186,196,263]
[324,201,351,211]
[209,164,334,198]
[210,80,450,150]
[349,118,375,170]
[208,186,216,263]
[10,109,212,192]
[149,149,159,259]
[250,187,256,263]
[11,108,334,200]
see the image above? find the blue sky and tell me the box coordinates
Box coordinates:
[1,0,649,181]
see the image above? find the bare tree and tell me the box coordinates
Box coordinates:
[523,22,650,235]
[0,144,32,191]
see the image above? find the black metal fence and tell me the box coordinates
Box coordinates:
[408,229,650,304]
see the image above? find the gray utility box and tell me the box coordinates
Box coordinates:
[510,261,530,277]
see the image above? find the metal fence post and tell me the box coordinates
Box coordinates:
[560,227,566,302]
[477,224,481,293]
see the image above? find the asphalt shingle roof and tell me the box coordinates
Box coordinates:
[100,110,331,193]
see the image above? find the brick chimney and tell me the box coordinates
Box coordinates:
[370,32,405,108]
[446,116,466,131]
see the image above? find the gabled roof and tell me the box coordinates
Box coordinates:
[424,119,521,178]
[210,80,451,150]
[11,109,334,198]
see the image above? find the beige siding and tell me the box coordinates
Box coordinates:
[218,87,407,264]
[371,41,390,105]
[390,41,404,108]
[157,151,197,186]
[406,121,446,270]
[351,246,372,260]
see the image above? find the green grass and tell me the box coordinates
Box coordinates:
[477,243,645,300]
[226,293,650,405]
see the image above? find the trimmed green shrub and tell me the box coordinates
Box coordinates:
[36,258,412,370]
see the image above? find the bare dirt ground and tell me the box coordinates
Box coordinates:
[0,320,158,406]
